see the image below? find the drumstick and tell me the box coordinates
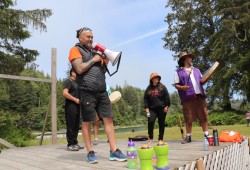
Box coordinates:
[178,114,184,139]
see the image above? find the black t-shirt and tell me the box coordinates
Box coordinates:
[63,78,78,103]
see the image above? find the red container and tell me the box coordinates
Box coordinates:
[207,136,213,146]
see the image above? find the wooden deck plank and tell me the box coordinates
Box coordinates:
[0,139,233,170]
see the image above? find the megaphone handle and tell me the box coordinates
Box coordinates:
[104,56,121,77]
[102,53,107,59]
[94,51,106,59]
[104,63,112,76]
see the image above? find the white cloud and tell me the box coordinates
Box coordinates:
[114,27,167,48]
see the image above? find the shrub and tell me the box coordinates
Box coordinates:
[165,110,245,127]
[0,124,34,147]
[208,111,244,125]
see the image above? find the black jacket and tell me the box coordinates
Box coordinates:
[144,82,170,110]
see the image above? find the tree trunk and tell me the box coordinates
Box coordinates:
[246,92,250,103]
[222,88,232,110]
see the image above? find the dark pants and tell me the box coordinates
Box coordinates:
[247,119,250,127]
[65,102,80,146]
[148,108,167,141]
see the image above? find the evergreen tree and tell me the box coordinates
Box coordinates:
[0,0,52,144]
[123,86,139,116]
[0,0,52,75]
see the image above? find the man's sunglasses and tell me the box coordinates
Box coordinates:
[78,27,92,35]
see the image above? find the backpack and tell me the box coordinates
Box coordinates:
[219,130,242,142]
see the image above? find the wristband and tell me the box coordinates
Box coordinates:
[89,59,95,65]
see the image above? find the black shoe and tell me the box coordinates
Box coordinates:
[76,144,84,149]
[204,134,209,141]
[181,136,191,144]
[67,145,79,151]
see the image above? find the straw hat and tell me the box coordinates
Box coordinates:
[178,52,195,62]
[150,72,161,82]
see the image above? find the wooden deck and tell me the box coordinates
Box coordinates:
[0,139,248,170]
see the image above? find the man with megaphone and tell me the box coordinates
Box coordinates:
[68,27,127,164]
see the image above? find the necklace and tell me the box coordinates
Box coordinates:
[184,67,192,75]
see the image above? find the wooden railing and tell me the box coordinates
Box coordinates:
[177,138,250,170]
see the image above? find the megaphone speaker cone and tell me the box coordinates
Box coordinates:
[104,49,122,66]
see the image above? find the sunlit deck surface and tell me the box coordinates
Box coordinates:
[0,139,232,170]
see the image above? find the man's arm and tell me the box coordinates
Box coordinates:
[175,84,189,92]
[71,54,102,74]
[174,72,189,92]
[63,88,80,104]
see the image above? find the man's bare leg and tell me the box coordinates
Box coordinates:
[102,117,117,152]
[93,120,100,145]
[94,120,100,140]
[186,122,192,134]
[201,121,208,132]
[82,122,92,152]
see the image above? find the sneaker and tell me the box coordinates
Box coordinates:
[67,145,79,151]
[204,134,209,141]
[181,136,191,144]
[93,139,98,145]
[109,149,127,162]
[87,150,98,164]
[76,144,84,149]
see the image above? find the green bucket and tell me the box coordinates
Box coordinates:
[154,144,169,168]
[137,147,154,170]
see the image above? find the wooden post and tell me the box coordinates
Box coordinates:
[0,74,51,83]
[39,99,51,145]
[51,48,57,144]
[0,138,16,149]
[196,158,205,170]
[248,138,250,153]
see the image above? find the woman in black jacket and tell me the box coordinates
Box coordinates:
[144,72,170,144]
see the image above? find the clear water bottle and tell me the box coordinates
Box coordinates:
[152,155,157,167]
[213,129,219,146]
[127,140,138,169]
[147,112,150,117]
[203,137,209,151]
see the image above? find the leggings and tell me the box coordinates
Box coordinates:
[148,108,167,141]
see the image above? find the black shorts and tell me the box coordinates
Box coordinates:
[79,90,113,122]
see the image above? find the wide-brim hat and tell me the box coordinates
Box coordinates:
[150,72,161,82]
[178,52,195,62]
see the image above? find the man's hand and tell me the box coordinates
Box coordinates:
[92,54,102,62]
[181,85,189,92]
[164,106,168,113]
[74,98,80,104]
[174,84,189,92]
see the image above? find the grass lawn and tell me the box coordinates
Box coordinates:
[30,124,249,146]
[115,124,250,140]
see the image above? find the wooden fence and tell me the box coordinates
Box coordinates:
[0,48,58,144]
[177,138,250,170]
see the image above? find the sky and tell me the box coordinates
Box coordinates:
[15,0,178,93]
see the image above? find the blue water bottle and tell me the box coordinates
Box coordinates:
[127,140,138,169]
